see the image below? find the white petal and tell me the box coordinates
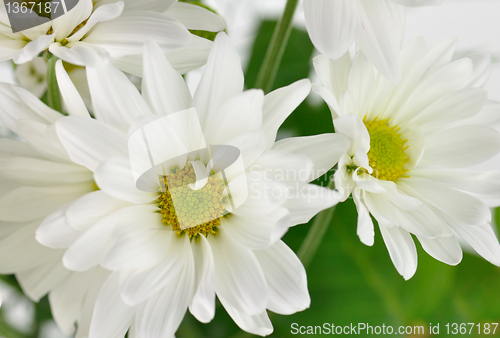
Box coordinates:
[0,184,90,222]
[51,0,93,41]
[63,205,150,271]
[398,178,491,228]
[84,11,192,57]
[379,224,417,280]
[164,34,213,74]
[55,60,90,117]
[89,273,136,338]
[14,33,55,64]
[17,259,71,302]
[225,131,267,168]
[86,61,153,130]
[142,40,192,116]
[356,0,404,83]
[465,53,492,88]
[36,204,82,249]
[49,268,97,335]
[66,190,131,231]
[222,208,290,250]
[303,0,360,60]
[348,51,376,116]
[417,235,462,266]
[219,298,273,337]
[251,150,313,185]
[102,210,168,271]
[230,171,288,218]
[333,113,369,157]
[282,184,340,226]
[94,157,158,204]
[189,235,215,323]
[118,234,189,306]
[49,43,110,67]
[272,133,350,181]
[353,188,374,246]
[313,53,351,104]
[56,116,128,171]
[166,2,225,32]
[423,125,500,168]
[209,230,268,315]
[451,223,500,266]
[0,83,60,132]
[135,252,195,338]
[194,32,244,126]
[203,89,264,145]
[0,156,92,185]
[262,79,311,148]
[255,240,310,315]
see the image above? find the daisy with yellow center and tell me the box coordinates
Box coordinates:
[314,39,500,280]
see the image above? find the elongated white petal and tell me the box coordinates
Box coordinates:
[417,235,462,265]
[84,12,192,57]
[17,258,71,302]
[36,204,82,249]
[209,230,268,315]
[225,131,267,168]
[14,33,55,64]
[49,43,110,67]
[194,32,244,126]
[272,133,350,181]
[142,40,192,116]
[94,157,158,204]
[89,273,136,338]
[0,184,90,222]
[56,116,128,171]
[136,251,195,338]
[303,0,360,60]
[262,79,311,148]
[49,268,97,335]
[101,210,168,271]
[55,60,90,117]
[223,208,290,250]
[423,125,500,168]
[189,235,215,323]
[63,206,150,271]
[66,190,131,231]
[203,89,264,146]
[379,224,417,280]
[51,0,93,41]
[465,53,492,88]
[118,235,188,306]
[353,188,374,246]
[251,150,312,185]
[283,184,340,226]
[313,53,351,102]
[219,298,273,337]
[0,83,61,132]
[255,240,310,315]
[356,0,404,83]
[166,2,225,32]
[451,223,500,266]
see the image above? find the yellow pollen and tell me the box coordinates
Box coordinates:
[364,118,409,182]
[157,164,226,240]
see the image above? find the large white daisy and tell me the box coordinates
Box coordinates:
[303,0,442,83]
[0,0,225,74]
[313,37,500,280]
[0,82,113,336]
[48,33,350,337]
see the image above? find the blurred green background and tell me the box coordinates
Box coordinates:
[1,16,500,338]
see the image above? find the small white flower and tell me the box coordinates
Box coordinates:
[47,33,350,337]
[313,36,500,280]
[303,0,442,83]
[0,0,225,74]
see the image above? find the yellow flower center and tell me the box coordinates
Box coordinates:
[157,164,227,239]
[364,118,409,182]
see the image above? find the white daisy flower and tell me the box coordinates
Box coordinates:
[313,37,500,280]
[0,82,113,336]
[48,33,350,337]
[303,0,443,83]
[0,0,225,74]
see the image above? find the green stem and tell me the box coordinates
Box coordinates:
[45,53,63,113]
[298,180,337,268]
[254,0,299,93]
